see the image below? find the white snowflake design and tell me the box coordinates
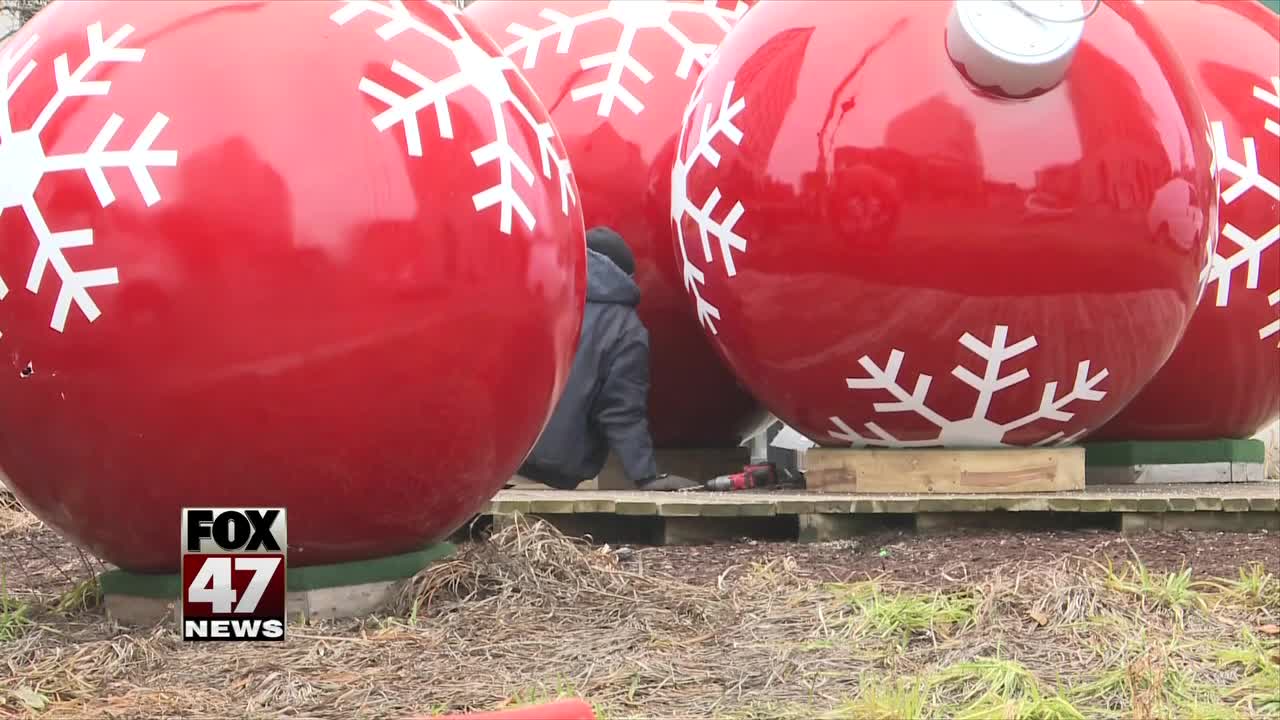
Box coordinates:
[0,23,176,334]
[827,325,1109,448]
[501,0,748,118]
[1205,75,1279,331]
[331,0,576,235]
[1262,289,1279,346]
[672,77,746,334]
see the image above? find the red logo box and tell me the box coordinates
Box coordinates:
[181,508,287,641]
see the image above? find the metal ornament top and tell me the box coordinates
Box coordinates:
[946,0,1093,98]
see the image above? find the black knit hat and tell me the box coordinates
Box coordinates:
[586,226,636,277]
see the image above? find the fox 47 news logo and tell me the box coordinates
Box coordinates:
[181,508,287,642]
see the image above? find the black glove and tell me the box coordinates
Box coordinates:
[636,473,701,491]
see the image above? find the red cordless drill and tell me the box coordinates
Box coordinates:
[703,462,780,491]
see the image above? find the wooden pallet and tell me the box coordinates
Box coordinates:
[467,482,1280,545]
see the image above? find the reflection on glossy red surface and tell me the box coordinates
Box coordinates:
[1094,0,1279,441]
[674,0,1216,448]
[0,0,585,572]
[466,0,763,448]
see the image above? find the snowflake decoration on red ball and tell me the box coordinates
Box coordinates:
[331,0,576,235]
[1205,74,1279,345]
[0,22,177,335]
[828,325,1109,448]
[501,0,748,118]
[671,74,747,335]
[1263,290,1280,346]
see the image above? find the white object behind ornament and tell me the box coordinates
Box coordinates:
[770,424,817,452]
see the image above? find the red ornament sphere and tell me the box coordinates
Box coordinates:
[674,0,1217,448]
[466,0,763,448]
[0,0,586,572]
[1094,0,1280,441]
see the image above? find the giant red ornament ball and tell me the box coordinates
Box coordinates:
[466,0,763,448]
[674,0,1217,448]
[0,0,585,572]
[1094,0,1279,441]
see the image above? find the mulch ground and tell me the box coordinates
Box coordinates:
[2,495,1278,719]
[8,500,1276,603]
[636,529,1280,587]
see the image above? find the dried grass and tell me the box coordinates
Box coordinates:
[0,490,36,538]
[0,511,1277,719]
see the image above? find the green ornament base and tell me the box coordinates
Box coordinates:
[1084,439,1266,485]
[99,543,455,627]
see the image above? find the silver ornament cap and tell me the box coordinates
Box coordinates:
[946,0,1089,98]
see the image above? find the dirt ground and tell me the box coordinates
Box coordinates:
[2,495,1278,719]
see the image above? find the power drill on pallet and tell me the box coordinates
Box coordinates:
[703,462,782,492]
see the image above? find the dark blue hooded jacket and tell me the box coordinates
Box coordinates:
[517,249,658,488]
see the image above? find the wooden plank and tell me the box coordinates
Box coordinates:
[658,501,743,518]
[774,499,818,515]
[1046,497,1082,512]
[1222,497,1252,512]
[655,502,708,517]
[1195,496,1224,511]
[1136,498,1171,513]
[985,496,1052,512]
[804,447,1084,494]
[1075,498,1112,513]
[1123,512,1280,533]
[737,501,779,517]
[867,498,921,513]
[488,484,1279,507]
[917,496,989,513]
[1250,496,1279,511]
[487,499,532,514]
[614,499,660,515]
[479,483,1280,522]
[526,499,579,514]
[573,498,618,514]
[811,498,857,513]
[1108,496,1141,513]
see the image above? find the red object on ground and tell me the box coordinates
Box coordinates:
[427,700,596,720]
[704,461,777,491]
[1093,0,1280,441]
[672,0,1216,448]
[0,0,585,572]
[466,0,764,448]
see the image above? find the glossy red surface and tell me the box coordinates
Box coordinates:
[0,0,586,572]
[1094,0,1279,441]
[674,0,1217,448]
[466,0,763,448]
